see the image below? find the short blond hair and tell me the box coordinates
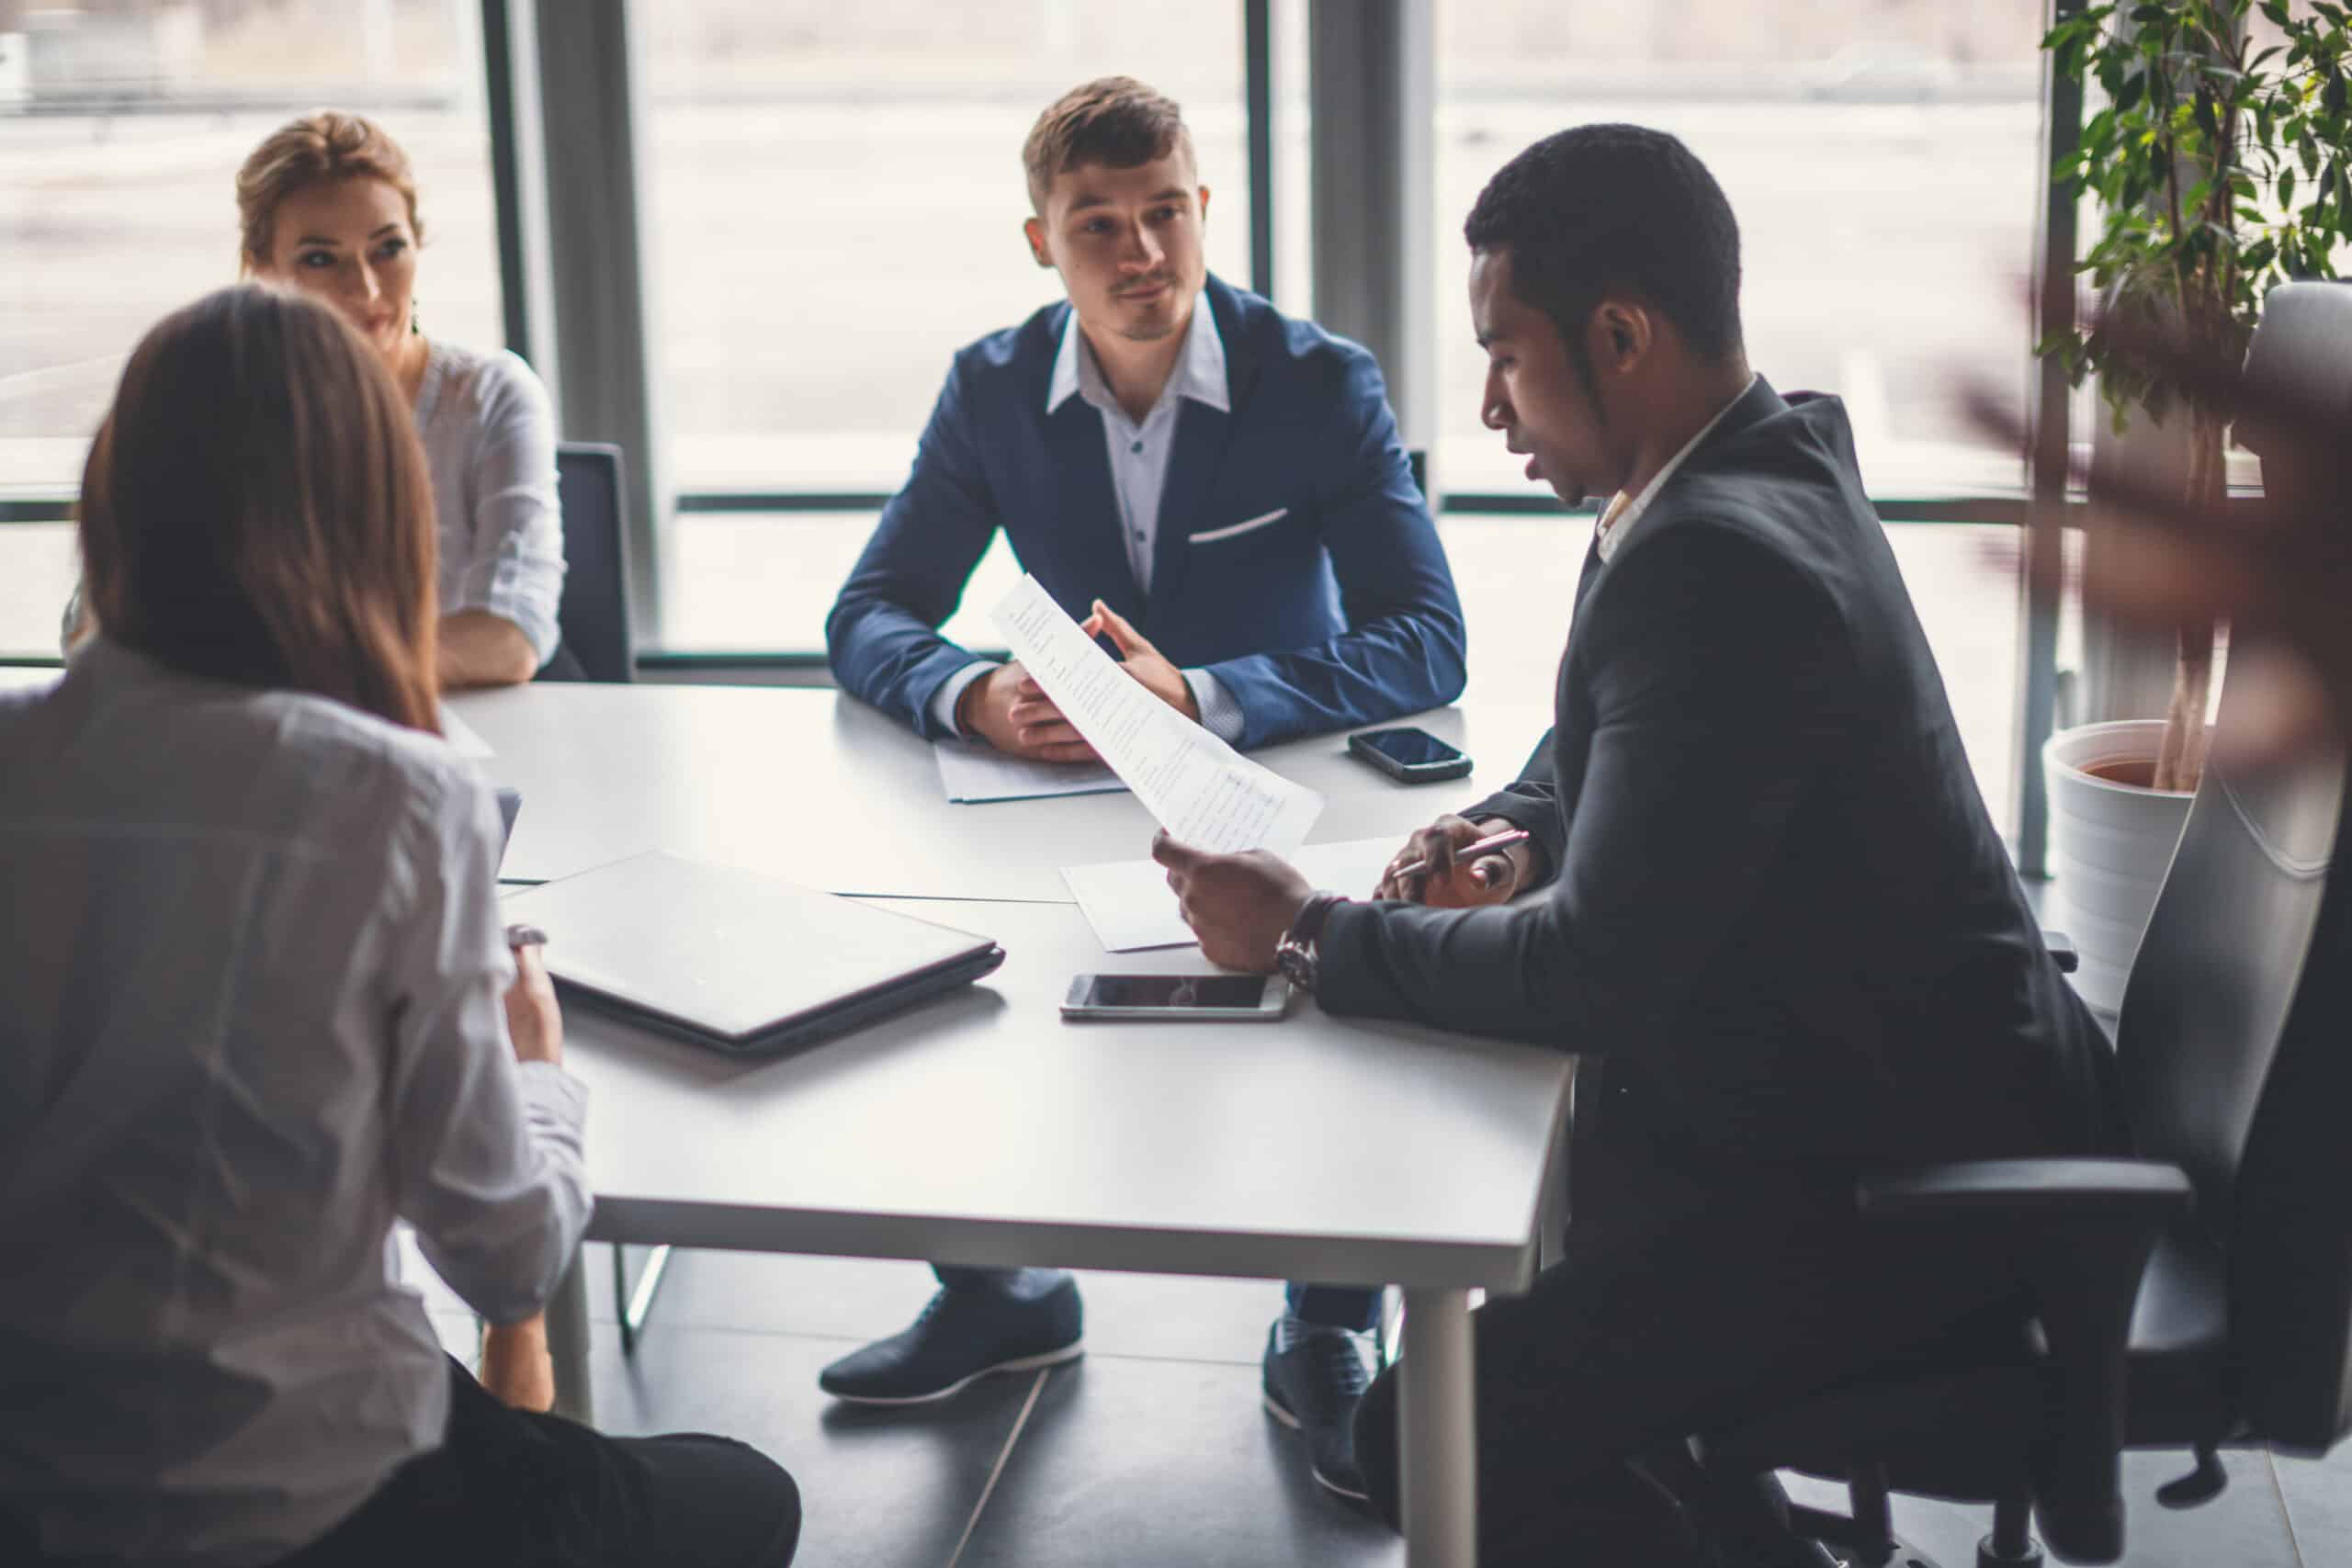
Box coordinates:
[235,111,424,273]
[1021,76,1194,212]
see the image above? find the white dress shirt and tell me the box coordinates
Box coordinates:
[1593,375,1760,563]
[931,295,1249,742]
[0,638,592,1566]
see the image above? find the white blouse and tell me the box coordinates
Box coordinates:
[0,638,592,1565]
[415,340,567,664]
[61,338,567,666]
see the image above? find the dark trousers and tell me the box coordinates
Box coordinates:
[1351,1200,2029,1567]
[933,1263,1382,1334]
[271,1356,800,1568]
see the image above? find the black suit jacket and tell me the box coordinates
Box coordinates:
[1318,379,2117,1245]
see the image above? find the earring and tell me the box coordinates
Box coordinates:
[410,298,421,335]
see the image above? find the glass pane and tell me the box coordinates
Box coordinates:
[1445,513,2022,834]
[666,510,1021,655]
[639,2,1250,496]
[0,0,503,492]
[1434,1,2045,497]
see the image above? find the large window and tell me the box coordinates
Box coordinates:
[0,0,501,655]
[1433,0,2048,497]
[639,2,1252,497]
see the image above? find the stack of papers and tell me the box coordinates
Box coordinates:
[1064,837,1402,952]
[933,739,1126,804]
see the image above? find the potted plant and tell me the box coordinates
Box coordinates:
[2037,0,2349,1007]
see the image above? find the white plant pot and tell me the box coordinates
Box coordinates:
[2042,719,2196,1012]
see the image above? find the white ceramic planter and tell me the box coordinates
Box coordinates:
[2042,719,2196,1012]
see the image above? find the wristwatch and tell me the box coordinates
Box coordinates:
[1274,893,1348,995]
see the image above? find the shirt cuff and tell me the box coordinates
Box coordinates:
[929,660,1000,738]
[1183,668,1247,744]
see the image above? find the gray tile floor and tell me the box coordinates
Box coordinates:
[405,1239,2348,1567]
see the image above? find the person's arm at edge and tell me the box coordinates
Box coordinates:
[1191,348,1469,750]
[1316,528,1858,1047]
[386,770,591,1324]
[437,611,539,688]
[825,354,1006,739]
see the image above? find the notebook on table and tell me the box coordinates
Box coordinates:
[498,851,1006,1057]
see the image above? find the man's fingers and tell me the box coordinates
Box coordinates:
[1091,599,1152,656]
[1468,853,1515,889]
[1152,830,1205,871]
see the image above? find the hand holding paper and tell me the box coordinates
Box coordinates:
[991,575,1322,855]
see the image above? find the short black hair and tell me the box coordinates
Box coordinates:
[1464,125,1744,368]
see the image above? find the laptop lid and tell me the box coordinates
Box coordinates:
[497,851,1001,1046]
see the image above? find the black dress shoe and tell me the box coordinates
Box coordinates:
[817,1278,1084,1404]
[1261,1317,1373,1501]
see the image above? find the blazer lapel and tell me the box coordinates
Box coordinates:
[1143,399,1233,627]
[1044,398,1144,624]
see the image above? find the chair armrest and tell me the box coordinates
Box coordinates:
[2042,930,2080,973]
[1859,1159,2190,1563]
[1859,1157,2188,1216]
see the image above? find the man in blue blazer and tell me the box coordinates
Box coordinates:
[820,76,1466,1504]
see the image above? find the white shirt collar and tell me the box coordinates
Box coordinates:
[1046,292,1230,420]
[1594,374,1759,562]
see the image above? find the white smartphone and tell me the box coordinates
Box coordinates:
[1060,973,1292,1021]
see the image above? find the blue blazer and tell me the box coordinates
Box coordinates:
[824,276,1467,750]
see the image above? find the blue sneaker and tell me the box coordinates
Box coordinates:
[818,1278,1084,1404]
[1261,1316,1373,1501]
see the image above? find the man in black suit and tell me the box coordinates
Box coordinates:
[1152,126,2120,1564]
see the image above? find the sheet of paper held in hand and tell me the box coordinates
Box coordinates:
[1066,836,1400,953]
[989,573,1323,855]
[933,739,1128,804]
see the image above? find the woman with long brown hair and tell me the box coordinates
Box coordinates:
[0,287,798,1566]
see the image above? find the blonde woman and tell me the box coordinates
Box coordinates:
[65,111,574,685]
[1,286,796,1565]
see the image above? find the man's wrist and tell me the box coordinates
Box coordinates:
[1275,892,1349,993]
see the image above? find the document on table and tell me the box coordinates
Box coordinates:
[933,739,1128,804]
[1066,837,1402,953]
[439,705,494,761]
[990,574,1322,854]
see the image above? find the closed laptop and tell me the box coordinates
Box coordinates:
[500,851,1005,1056]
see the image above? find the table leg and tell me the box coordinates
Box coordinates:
[1398,1285,1476,1567]
[547,1248,594,1426]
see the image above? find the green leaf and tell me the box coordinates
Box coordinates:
[2118,68,2149,111]
[2282,165,2301,207]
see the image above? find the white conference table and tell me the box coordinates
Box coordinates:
[455,681,1556,902]
[4,660,1568,1565]
[448,682,1574,1567]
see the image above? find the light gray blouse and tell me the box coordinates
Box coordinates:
[0,638,591,1564]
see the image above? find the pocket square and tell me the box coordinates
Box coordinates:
[1189,507,1289,545]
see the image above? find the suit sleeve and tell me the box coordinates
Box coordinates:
[1196,349,1467,749]
[824,356,1003,737]
[1315,527,1860,1051]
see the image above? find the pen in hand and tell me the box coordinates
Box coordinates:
[1391,827,1531,883]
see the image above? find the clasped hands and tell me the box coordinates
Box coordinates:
[956,600,1196,763]
[1153,813,1536,972]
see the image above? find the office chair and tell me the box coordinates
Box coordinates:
[1680,288,2352,1568]
[549,442,636,683]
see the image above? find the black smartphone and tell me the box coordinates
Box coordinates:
[1347,725,1472,784]
[1060,974,1291,1021]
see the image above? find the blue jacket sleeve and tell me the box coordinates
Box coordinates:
[1197,349,1468,750]
[824,357,1002,737]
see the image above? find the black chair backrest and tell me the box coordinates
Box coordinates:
[553,442,634,682]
